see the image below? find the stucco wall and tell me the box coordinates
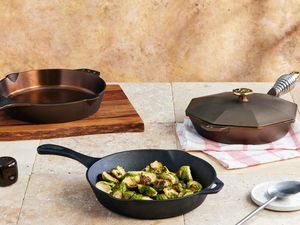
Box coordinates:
[0,0,299,82]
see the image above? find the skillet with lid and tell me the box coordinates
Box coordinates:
[0,68,106,123]
[186,72,299,144]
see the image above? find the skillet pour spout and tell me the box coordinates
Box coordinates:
[185,71,299,145]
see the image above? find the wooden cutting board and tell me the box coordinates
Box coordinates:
[0,85,144,141]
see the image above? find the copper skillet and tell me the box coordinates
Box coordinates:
[0,68,106,123]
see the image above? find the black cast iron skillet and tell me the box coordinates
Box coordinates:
[37,144,224,219]
[0,68,106,123]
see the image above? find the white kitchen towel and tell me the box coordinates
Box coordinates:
[176,118,300,169]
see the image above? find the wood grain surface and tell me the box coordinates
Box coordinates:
[0,85,144,141]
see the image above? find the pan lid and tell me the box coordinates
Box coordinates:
[186,88,297,128]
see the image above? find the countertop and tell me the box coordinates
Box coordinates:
[1,82,300,225]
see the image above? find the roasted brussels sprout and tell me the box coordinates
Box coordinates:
[123,191,135,199]
[155,194,169,200]
[140,172,157,185]
[159,172,179,184]
[143,165,150,172]
[172,183,185,192]
[163,187,179,199]
[178,189,194,197]
[122,176,138,188]
[150,161,164,173]
[113,183,127,193]
[187,180,202,193]
[177,166,193,182]
[153,179,172,191]
[111,166,126,179]
[95,181,115,193]
[131,193,153,200]
[112,190,122,199]
[102,171,119,183]
[138,184,158,197]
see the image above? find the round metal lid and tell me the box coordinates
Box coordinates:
[185,89,297,128]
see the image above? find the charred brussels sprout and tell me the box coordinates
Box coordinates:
[138,184,158,197]
[187,180,202,193]
[111,166,126,179]
[178,189,194,197]
[153,179,172,191]
[150,161,164,173]
[172,183,185,192]
[122,176,138,188]
[95,181,115,193]
[131,193,153,200]
[140,172,157,185]
[112,190,122,199]
[102,171,119,183]
[163,187,179,199]
[177,166,193,182]
[155,194,169,200]
[159,172,179,184]
[123,191,135,199]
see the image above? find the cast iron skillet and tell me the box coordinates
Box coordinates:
[0,68,106,123]
[37,144,224,219]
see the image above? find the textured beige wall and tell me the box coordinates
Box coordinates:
[0,0,299,82]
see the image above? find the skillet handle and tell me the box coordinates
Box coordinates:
[75,68,100,76]
[201,177,224,194]
[37,144,99,168]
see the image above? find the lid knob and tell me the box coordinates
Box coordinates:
[233,88,253,102]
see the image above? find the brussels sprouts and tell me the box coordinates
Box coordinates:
[163,187,179,199]
[95,181,114,193]
[138,184,158,197]
[172,183,185,192]
[162,166,170,173]
[97,161,202,201]
[140,172,157,185]
[123,191,135,199]
[111,166,126,179]
[143,165,151,172]
[113,183,127,193]
[122,176,138,188]
[126,171,142,176]
[155,194,168,200]
[159,172,179,184]
[112,190,122,199]
[102,171,119,183]
[153,179,172,191]
[177,166,193,182]
[178,189,194,197]
[187,180,202,193]
[141,196,153,200]
[150,161,164,173]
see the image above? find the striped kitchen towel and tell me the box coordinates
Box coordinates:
[176,118,300,169]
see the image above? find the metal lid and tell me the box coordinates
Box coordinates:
[186,88,297,128]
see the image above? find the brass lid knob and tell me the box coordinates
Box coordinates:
[233,88,253,102]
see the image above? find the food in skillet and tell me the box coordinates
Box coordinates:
[95,161,202,200]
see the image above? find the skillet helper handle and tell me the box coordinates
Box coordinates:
[0,96,31,110]
[75,68,100,76]
[201,177,224,194]
[267,71,299,97]
[37,144,99,168]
